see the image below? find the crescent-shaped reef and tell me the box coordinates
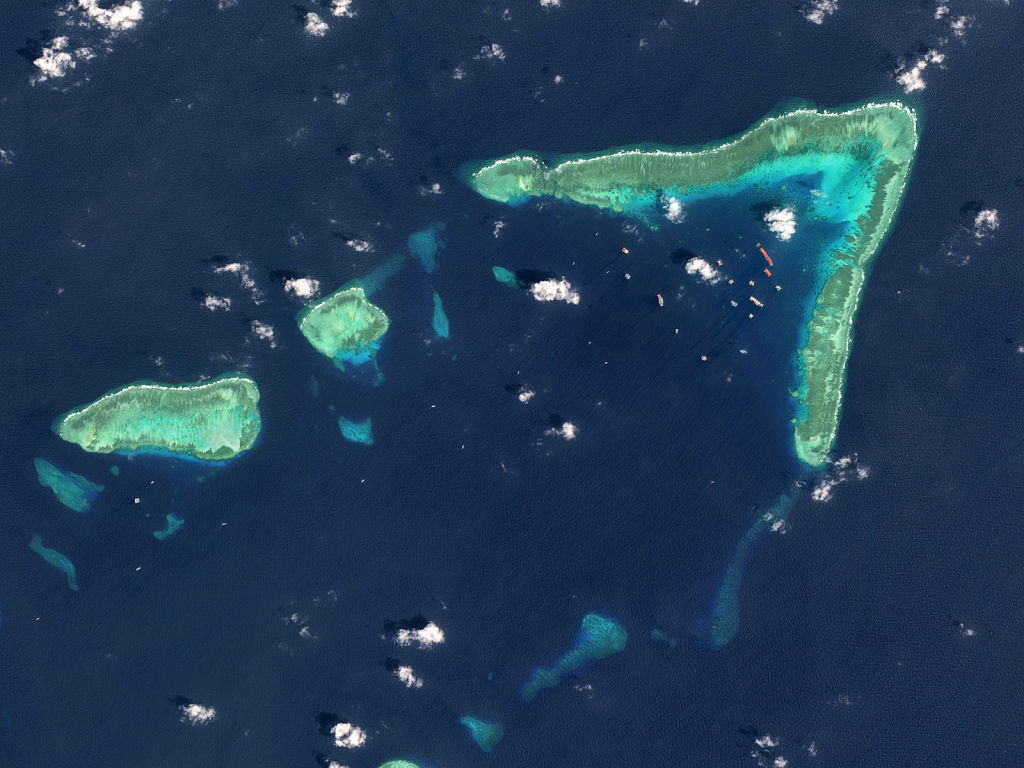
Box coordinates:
[465,102,919,468]
[53,373,262,462]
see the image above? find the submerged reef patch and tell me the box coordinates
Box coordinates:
[29,534,79,591]
[431,289,450,339]
[492,265,519,288]
[339,416,374,445]
[522,613,627,702]
[704,494,794,648]
[408,222,445,273]
[297,285,390,373]
[458,715,504,753]
[54,373,262,462]
[34,457,104,513]
[153,513,185,541]
[466,102,919,468]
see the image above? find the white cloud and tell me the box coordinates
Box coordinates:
[949,15,971,38]
[331,721,367,749]
[213,261,264,303]
[934,4,949,20]
[545,422,577,440]
[810,454,868,502]
[801,0,838,24]
[452,65,467,80]
[76,0,143,32]
[419,181,443,196]
[203,294,231,311]
[685,256,721,284]
[764,207,796,241]
[333,91,350,105]
[492,220,506,238]
[530,278,580,304]
[178,702,217,726]
[540,0,561,7]
[663,196,686,223]
[518,389,535,403]
[346,238,373,253]
[395,621,445,648]
[0,149,12,166]
[31,37,77,82]
[304,12,329,37]
[973,208,999,238]
[475,43,506,61]
[283,277,321,299]
[895,49,944,93]
[250,320,276,348]
[331,0,357,17]
[395,665,424,688]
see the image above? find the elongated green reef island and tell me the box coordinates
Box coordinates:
[54,374,262,461]
[466,102,919,468]
[297,285,390,370]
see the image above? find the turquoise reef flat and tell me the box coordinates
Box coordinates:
[54,373,262,462]
[466,102,919,468]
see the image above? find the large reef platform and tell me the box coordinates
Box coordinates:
[54,373,262,462]
[297,285,390,371]
[465,102,919,468]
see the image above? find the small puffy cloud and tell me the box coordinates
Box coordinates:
[331,0,357,17]
[203,294,232,311]
[810,454,868,502]
[895,49,944,93]
[518,389,535,403]
[304,12,329,36]
[331,721,367,749]
[530,278,580,304]
[685,256,721,284]
[492,220,506,238]
[333,91,350,105]
[540,0,560,7]
[764,207,796,241]
[31,37,77,82]
[0,149,12,166]
[213,261,264,303]
[934,4,949,19]
[76,0,143,32]
[419,181,443,196]
[475,43,506,61]
[283,277,321,299]
[452,65,467,80]
[178,702,217,726]
[394,665,424,688]
[250,320,276,348]
[346,238,373,253]
[949,15,971,38]
[663,196,686,223]
[545,422,577,440]
[973,208,999,239]
[395,621,445,648]
[801,0,838,24]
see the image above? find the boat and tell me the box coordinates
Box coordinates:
[657,293,664,307]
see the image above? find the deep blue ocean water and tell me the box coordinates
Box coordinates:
[2,1,1023,766]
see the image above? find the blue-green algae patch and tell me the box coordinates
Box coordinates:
[431,289,450,339]
[339,417,374,445]
[153,513,185,541]
[34,458,104,514]
[29,534,79,591]
[522,613,627,703]
[408,222,445,274]
[458,716,504,753]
